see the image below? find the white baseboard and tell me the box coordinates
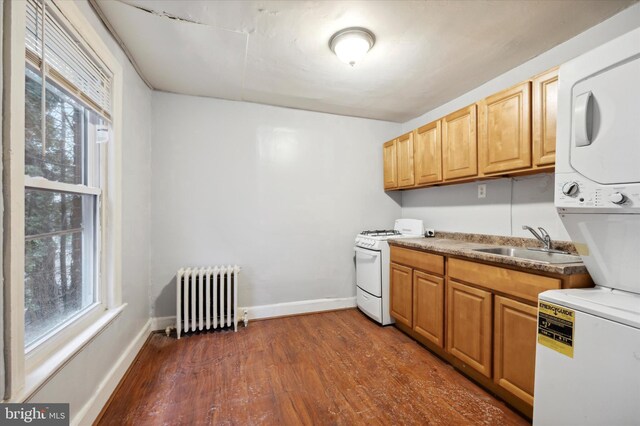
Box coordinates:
[151,316,175,331]
[246,297,356,320]
[73,318,152,426]
[150,296,356,330]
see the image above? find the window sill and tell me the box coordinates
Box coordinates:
[11,304,127,402]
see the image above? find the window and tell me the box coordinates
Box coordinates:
[23,0,112,350]
[3,0,122,399]
[24,68,104,348]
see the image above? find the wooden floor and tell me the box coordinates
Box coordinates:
[97,309,529,425]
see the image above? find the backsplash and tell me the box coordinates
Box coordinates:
[401,173,571,241]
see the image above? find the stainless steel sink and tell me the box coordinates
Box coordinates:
[473,247,582,264]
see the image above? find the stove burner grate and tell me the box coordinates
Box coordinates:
[360,230,402,237]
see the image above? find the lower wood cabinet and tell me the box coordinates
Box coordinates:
[413,270,444,348]
[390,263,413,327]
[388,244,593,419]
[494,296,537,405]
[446,279,493,378]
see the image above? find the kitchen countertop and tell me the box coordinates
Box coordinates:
[388,231,589,275]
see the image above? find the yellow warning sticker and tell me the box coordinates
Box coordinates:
[538,301,575,358]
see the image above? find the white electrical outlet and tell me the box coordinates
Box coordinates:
[478,184,487,199]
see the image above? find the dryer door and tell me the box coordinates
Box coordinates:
[569,55,640,185]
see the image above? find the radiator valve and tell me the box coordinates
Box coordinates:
[243,309,249,327]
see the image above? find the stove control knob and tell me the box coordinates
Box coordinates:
[562,182,579,197]
[609,192,627,205]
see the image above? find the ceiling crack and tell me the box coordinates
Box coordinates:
[114,0,251,35]
[124,2,206,26]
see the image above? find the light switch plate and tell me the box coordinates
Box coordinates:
[478,184,487,199]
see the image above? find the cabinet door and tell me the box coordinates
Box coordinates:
[442,105,478,180]
[397,132,415,187]
[414,120,442,185]
[383,139,398,189]
[479,82,531,175]
[413,270,444,347]
[494,296,537,405]
[390,263,413,327]
[532,68,558,167]
[446,279,492,377]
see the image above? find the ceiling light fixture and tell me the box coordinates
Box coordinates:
[329,27,375,67]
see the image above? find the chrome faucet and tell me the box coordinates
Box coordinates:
[522,226,552,251]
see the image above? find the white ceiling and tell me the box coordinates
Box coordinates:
[94,0,635,122]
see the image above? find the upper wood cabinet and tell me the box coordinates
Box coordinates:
[390,263,413,327]
[383,139,398,190]
[397,132,415,187]
[494,296,537,406]
[442,105,478,180]
[414,120,442,185]
[413,270,444,348]
[381,66,558,191]
[532,68,559,167]
[447,279,493,378]
[478,82,531,175]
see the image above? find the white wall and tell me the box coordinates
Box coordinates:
[150,93,401,317]
[402,174,569,240]
[24,1,152,423]
[401,3,640,240]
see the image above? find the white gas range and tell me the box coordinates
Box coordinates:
[354,219,424,325]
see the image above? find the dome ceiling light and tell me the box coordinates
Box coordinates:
[329,27,376,67]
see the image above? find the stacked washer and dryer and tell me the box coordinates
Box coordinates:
[533,27,640,425]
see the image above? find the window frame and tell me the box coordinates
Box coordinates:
[23,67,104,352]
[3,0,124,401]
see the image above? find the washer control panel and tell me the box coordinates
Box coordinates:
[556,172,640,212]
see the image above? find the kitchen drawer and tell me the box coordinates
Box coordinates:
[390,246,444,275]
[356,287,382,324]
[448,258,561,303]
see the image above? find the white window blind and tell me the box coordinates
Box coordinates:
[25,0,112,119]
